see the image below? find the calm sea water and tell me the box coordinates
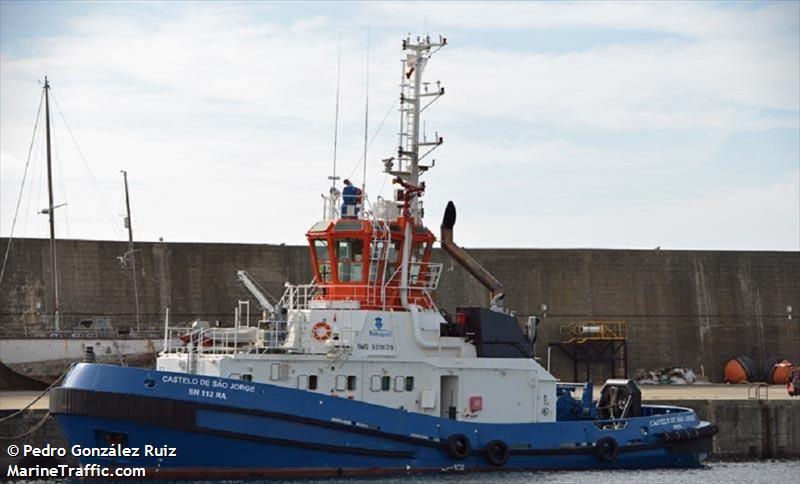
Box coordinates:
[180,461,796,484]
[42,461,798,484]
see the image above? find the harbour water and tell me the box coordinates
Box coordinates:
[223,461,796,484]
[14,460,797,484]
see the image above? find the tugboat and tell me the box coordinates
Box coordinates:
[50,36,716,478]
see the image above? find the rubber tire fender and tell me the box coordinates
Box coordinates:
[445,433,471,460]
[484,439,510,466]
[595,436,620,462]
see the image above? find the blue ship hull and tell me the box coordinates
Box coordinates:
[50,364,715,478]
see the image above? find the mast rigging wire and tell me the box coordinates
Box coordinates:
[0,91,45,287]
[50,89,124,241]
[347,99,397,182]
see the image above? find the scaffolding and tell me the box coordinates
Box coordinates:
[548,321,628,382]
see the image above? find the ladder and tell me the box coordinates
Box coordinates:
[367,218,390,307]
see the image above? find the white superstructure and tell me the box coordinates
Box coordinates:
[157,36,557,425]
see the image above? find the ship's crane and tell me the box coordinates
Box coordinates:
[236,270,277,321]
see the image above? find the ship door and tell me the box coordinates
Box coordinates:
[440,375,459,419]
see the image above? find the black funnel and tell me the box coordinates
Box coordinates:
[442,201,457,230]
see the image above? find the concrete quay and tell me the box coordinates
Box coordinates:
[1,386,797,462]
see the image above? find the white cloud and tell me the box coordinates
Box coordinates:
[1,2,797,250]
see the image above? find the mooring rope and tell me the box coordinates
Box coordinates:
[0,413,51,441]
[0,362,74,424]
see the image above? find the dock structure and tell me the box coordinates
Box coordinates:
[548,321,628,382]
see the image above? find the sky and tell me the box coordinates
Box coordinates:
[1,1,798,250]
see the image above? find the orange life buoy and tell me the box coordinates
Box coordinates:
[311,321,332,341]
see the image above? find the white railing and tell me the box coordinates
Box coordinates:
[278,283,321,311]
[277,262,443,311]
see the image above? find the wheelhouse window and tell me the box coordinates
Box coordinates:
[385,240,402,282]
[409,241,428,283]
[314,239,332,283]
[336,239,364,283]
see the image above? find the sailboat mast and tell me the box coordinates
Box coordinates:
[43,76,60,331]
[121,170,140,332]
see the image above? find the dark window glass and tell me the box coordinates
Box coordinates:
[381,376,391,391]
[242,374,252,382]
[309,375,318,390]
[347,375,357,391]
[405,376,414,391]
[409,242,428,283]
[314,240,332,283]
[336,239,364,282]
[385,240,402,281]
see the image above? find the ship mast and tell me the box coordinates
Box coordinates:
[121,170,140,332]
[43,77,60,331]
[387,35,446,218]
[385,36,446,309]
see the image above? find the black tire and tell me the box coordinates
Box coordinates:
[484,439,510,466]
[446,433,471,460]
[595,436,620,462]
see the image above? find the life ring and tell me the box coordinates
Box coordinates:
[595,436,620,462]
[484,439,510,466]
[445,433,471,460]
[311,321,332,341]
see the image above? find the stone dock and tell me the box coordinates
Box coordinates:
[1,386,798,465]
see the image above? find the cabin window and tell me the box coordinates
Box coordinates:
[394,376,405,392]
[347,375,357,391]
[336,239,364,283]
[314,240,332,283]
[381,376,391,391]
[270,363,281,381]
[370,375,382,392]
[335,375,347,391]
[298,375,309,389]
[308,375,318,390]
[385,240,402,281]
[242,374,252,382]
[409,241,428,283]
[405,376,415,391]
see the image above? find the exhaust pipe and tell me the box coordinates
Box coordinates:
[440,201,505,311]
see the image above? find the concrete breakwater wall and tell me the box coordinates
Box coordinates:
[1,238,798,382]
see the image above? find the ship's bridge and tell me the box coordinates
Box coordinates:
[303,216,441,310]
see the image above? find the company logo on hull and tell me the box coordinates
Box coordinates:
[369,317,391,337]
